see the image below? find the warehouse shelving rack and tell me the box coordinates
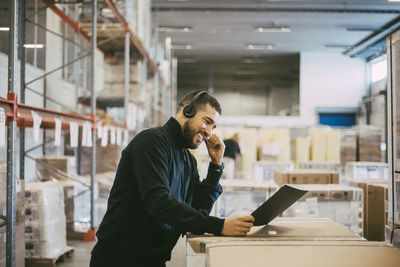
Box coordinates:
[1,0,176,266]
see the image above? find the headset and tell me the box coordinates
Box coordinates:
[183,91,209,118]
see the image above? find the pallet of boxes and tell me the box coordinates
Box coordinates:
[344,161,388,241]
[274,169,363,235]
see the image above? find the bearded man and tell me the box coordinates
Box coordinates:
[90,90,254,267]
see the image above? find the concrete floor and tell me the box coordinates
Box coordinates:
[56,237,186,267]
[57,240,96,267]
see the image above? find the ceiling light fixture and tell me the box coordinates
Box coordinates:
[324,44,352,50]
[157,26,192,32]
[388,0,400,2]
[0,27,10,31]
[247,44,273,50]
[255,26,291,33]
[240,58,266,64]
[171,44,193,50]
[24,44,44,48]
[346,26,380,32]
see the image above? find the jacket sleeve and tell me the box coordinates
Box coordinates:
[191,159,224,214]
[131,133,224,235]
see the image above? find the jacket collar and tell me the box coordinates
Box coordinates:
[164,117,186,148]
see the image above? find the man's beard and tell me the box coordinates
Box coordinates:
[182,120,201,149]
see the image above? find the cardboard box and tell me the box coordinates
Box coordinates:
[354,179,387,239]
[187,218,361,254]
[274,169,339,186]
[206,241,400,267]
[367,184,388,241]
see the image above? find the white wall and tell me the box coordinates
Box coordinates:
[220,52,367,128]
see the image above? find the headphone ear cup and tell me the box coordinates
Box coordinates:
[183,104,196,118]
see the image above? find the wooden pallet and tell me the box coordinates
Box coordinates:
[26,247,74,267]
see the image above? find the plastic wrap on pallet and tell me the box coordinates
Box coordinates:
[62,180,93,231]
[299,162,341,172]
[253,161,293,182]
[25,181,68,259]
[282,184,363,235]
[213,180,278,218]
[344,161,388,181]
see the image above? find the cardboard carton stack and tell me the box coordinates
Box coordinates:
[25,182,68,259]
[103,62,138,98]
[340,129,357,171]
[353,125,382,162]
[274,169,339,186]
[253,161,293,182]
[282,184,363,234]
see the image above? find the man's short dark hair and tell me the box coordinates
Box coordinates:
[177,90,222,115]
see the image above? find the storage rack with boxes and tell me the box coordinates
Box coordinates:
[0,0,176,266]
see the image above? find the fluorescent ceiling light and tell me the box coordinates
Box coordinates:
[157,26,192,32]
[346,26,380,32]
[171,44,192,50]
[24,44,44,48]
[240,58,266,64]
[256,27,291,33]
[0,27,9,31]
[388,0,400,2]
[235,69,258,75]
[247,44,273,50]
[325,44,352,49]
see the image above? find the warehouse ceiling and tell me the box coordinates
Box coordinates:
[151,0,400,60]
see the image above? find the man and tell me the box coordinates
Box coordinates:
[222,133,241,179]
[90,91,254,267]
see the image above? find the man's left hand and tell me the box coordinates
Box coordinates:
[205,134,225,165]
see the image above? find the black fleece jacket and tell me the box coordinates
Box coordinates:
[92,117,224,265]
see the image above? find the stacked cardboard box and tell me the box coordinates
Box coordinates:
[25,182,68,259]
[80,141,121,175]
[340,129,357,171]
[274,169,339,186]
[103,62,138,98]
[353,125,382,162]
[206,241,400,267]
[187,218,363,267]
[282,184,363,234]
[252,161,293,182]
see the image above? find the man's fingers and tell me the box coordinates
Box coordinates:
[240,215,255,222]
[240,221,254,228]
